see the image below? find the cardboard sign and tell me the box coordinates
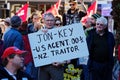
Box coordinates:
[28,23,89,67]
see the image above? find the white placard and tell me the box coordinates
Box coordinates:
[28,23,89,67]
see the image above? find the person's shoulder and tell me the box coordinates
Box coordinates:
[67,9,72,14]
[0,65,4,70]
[17,70,33,80]
[88,28,95,34]
[107,31,114,37]
[28,23,33,27]
[0,65,8,77]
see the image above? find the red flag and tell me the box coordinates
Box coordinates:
[43,0,61,16]
[16,3,29,22]
[81,1,97,24]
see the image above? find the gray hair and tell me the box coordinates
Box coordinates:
[96,16,108,26]
[43,12,55,20]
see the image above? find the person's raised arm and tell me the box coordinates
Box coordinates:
[79,0,87,13]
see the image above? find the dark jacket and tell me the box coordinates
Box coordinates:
[63,9,87,26]
[0,65,33,80]
[28,23,37,33]
[87,29,115,67]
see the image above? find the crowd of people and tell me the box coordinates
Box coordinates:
[0,0,119,80]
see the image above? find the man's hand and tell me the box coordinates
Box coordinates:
[41,28,48,33]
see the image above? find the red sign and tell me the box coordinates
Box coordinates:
[81,1,97,24]
[16,4,29,22]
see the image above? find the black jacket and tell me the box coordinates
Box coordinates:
[0,65,33,80]
[63,9,87,26]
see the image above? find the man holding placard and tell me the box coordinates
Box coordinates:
[37,12,66,80]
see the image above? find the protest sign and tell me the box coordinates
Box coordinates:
[28,23,89,67]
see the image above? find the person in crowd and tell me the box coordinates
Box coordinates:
[90,13,101,28]
[18,21,31,63]
[18,21,33,68]
[87,16,115,80]
[38,12,69,80]
[62,0,87,71]
[55,16,62,27]
[18,21,28,35]
[2,17,11,40]
[84,13,101,38]
[63,0,87,26]
[28,12,41,33]
[84,17,92,36]
[3,15,24,50]
[24,12,41,80]
[0,46,33,80]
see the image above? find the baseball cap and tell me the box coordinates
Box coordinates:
[11,15,22,27]
[4,17,11,25]
[1,47,27,59]
[91,14,101,19]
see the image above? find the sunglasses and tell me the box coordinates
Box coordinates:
[70,4,75,6]
[96,23,104,26]
[55,23,61,26]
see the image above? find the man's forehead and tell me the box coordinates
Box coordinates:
[33,15,40,18]
[45,16,54,19]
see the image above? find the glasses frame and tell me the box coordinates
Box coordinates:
[96,23,104,26]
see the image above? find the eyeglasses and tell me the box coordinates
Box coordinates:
[70,4,75,6]
[45,20,54,22]
[96,23,104,26]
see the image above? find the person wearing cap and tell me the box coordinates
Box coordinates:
[86,16,115,80]
[91,13,101,27]
[3,15,24,50]
[63,0,87,26]
[0,46,33,80]
[85,14,101,38]
[2,17,11,40]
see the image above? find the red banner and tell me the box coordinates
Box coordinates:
[43,0,61,16]
[81,1,97,24]
[16,3,29,22]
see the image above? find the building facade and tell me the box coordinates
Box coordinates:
[0,0,112,18]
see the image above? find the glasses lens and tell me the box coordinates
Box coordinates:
[97,23,104,26]
[55,23,61,26]
[70,4,75,6]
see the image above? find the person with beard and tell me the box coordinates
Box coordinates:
[85,14,101,38]
[63,0,87,26]
[91,13,101,27]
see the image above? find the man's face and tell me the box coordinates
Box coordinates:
[69,2,77,10]
[96,21,106,32]
[10,54,24,69]
[44,15,55,29]
[90,17,96,26]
